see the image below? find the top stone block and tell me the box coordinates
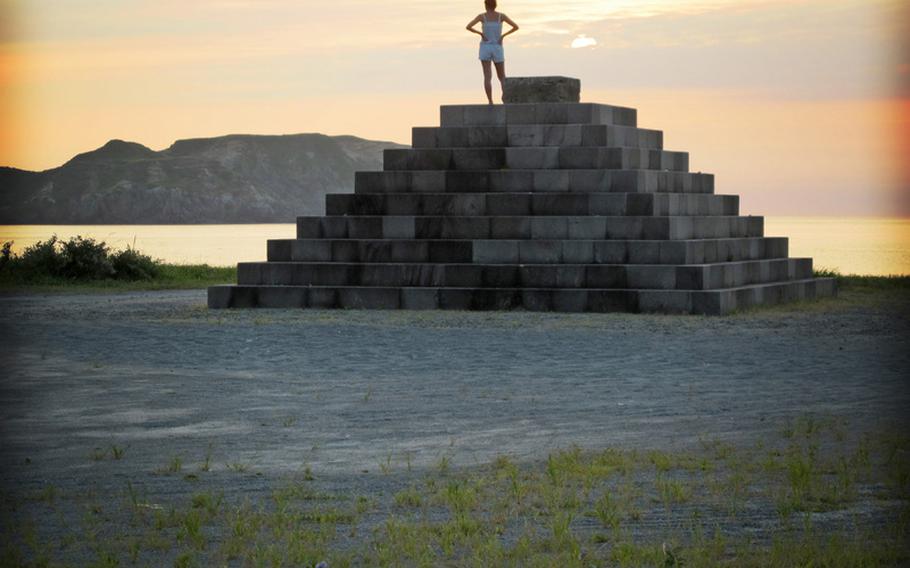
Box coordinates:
[503,76,581,103]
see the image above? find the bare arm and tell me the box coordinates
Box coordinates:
[499,13,519,42]
[466,14,486,41]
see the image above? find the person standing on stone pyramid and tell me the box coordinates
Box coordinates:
[466,0,519,104]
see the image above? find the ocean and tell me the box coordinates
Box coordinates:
[1,217,908,276]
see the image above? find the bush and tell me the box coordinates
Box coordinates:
[1,235,161,282]
[17,236,66,277]
[111,247,160,280]
[0,241,11,271]
[58,236,114,280]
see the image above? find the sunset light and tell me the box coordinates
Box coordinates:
[1,0,907,216]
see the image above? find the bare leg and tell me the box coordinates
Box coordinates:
[481,60,493,104]
[494,61,506,103]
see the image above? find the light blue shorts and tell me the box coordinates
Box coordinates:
[479,42,504,63]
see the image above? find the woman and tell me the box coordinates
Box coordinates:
[466,0,519,104]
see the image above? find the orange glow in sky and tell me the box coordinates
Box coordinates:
[0,0,907,216]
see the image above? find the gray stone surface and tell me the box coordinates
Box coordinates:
[503,76,581,103]
[210,77,830,314]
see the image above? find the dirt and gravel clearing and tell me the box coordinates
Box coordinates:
[1,289,908,564]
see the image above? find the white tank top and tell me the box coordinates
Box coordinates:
[481,13,502,44]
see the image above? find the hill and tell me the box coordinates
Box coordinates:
[0,134,406,224]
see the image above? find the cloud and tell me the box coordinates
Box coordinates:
[570,35,597,49]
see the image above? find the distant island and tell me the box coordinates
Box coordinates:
[0,134,406,224]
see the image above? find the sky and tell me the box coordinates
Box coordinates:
[1,0,907,216]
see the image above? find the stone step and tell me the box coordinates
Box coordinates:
[296,215,764,241]
[412,124,663,149]
[325,192,737,217]
[355,169,714,194]
[207,278,836,315]
[383,147,688,172]
[439,103,637,127]
[236,258,813,291]
[267,237,789,265]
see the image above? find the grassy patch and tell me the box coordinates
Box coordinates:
[0,235,235,292]
[0,263,235,292]
[3,417,908,565]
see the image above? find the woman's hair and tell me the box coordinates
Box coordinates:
[484,0,497,10]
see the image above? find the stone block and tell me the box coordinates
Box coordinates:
[593,242,627,264]
[491,216,530,239]
[453,148,505,170]
[440,106,464,127]
[401,288,439,310]
[258,287,307,308]
[627,241,660,264]
[297,217,322,238]
[530,217,568,239]
[434,127,469,147]
[290,240,331,262]
[528,193,581,216]
[503,76,581,103]
[463,105,506,126]
[237,262,262,285]
[658,241,688,264]
[487,193,531,215]
[535,103,570,124]
[428,241,473,262]
[562,241,594,263]
[558,147,600,169]
[411,127,436,148]
[439,289,474,310]
[473,240,519,263]
[569,170,609,192]
[521,289,554,311]
[507,125,542,146]
[543,124,582,146]
[411,171,446,193]
[478,265,515,287]
[506,147,558,169]
[588,194,627,216]
[439,217,491,239]
[533,170,569,192]
[468,126,507,147]
[626,266,676,289]
[639,291,691,313]
[568,217,606,239]
[446,171,489,192]
[477,289,522,310]
[490,170,533,192]
[520,266,557,288]
[585,266,626,288]
[207,286,234,309]
[519,240,562,263]
[588,290,636,312]
[308,288,338,308]
[504,104,537,124]
[227,286,258,309]
[267,239,292,261]
[552,290,588,312]
[329,240,357,262]
[339,287,399,309]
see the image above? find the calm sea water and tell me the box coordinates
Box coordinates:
[1,217,908,276]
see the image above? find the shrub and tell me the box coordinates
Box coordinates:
[58,236,114,280]
[0,241,11,271]
[111,247,160,280]
[18,236,66,277]
[1,235,163,282]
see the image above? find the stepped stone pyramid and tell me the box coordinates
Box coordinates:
[208,76,836,315]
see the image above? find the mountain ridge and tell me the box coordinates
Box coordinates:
[0,133,407,224]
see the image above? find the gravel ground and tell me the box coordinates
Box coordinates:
[1,289,908,562]
[2,290,909,480]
